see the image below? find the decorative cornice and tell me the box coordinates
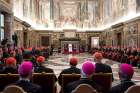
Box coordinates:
[59,37,80,41]
[123,16,140,24]
[111,23,124,28]
[22,21,31,28]
[14,16,24,23]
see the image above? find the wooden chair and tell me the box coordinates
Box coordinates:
[0,73,56,93]
[61,74,81,93]
[3,85,26,93]
[0,74,19,92]
[124,85,140,93]
[92,73,112,93]
[33,73,56,93]
[71,84,98,93]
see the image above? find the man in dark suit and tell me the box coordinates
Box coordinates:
[1,57,17,74]
[109,63,135,93]
[58,57,81,86]
[14,61,42,93]
[64,61,102,93]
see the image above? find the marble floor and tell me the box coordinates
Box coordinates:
[44,53,140,86]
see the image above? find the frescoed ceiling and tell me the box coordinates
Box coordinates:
[13,0,140,30]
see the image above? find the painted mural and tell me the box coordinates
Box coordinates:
[13,0,139,29]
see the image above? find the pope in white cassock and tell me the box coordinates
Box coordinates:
[68,44,73,53]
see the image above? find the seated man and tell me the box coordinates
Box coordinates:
[64,61,102,93]
[109,63,135,93]
[1,57,17,74]
[93,52,114,81]
[34,56,54,73]
[93,52,113,73]
[14,61,42,93]
[34,56,57,81]
[58,57,80,86]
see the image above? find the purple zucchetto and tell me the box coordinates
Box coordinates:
[18,61,33,77]
[119,63,134,79]
[82,61,95,76]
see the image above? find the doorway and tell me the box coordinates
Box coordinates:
[91,37,99,48]
[41,36,50,46]
[23,32,27,48]
[116,33,122,47]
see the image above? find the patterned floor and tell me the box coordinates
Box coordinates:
[44,53,140,86]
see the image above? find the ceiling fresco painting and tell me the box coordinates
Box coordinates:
[13,0,140,30]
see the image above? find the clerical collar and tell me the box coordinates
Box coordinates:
[19,78,30,82]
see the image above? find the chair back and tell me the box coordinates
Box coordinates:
[0,73,56,93]
[0,74,19,92]
[124,85,140,93]
[3,85,26,93]
[61,74,81,93]
[33,73,56,93]
[92,73,112,93]
[71,84,98,93]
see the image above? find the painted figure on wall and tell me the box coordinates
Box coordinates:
[136,0,140,12]
[128,0,136,13]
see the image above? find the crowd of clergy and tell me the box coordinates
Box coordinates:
[0,45,138,93]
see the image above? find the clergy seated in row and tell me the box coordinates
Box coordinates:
[34,56,57,81]
[64,61,103,93]
[93,47,140,68]
[109,63,135,93]
[13,61,42,93]
[0,57,18,74]
[58,57,81,86]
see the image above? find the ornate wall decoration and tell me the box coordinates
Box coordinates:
[128,24,138,34]
[127,0,136,13]
[103,0,110,19]
[136,0,140,12]
[128,36,138,47]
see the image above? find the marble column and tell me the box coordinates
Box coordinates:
[99,0,103,23]
[4,13,13,43]
[85,0,88,19]
[50,0,54,19]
